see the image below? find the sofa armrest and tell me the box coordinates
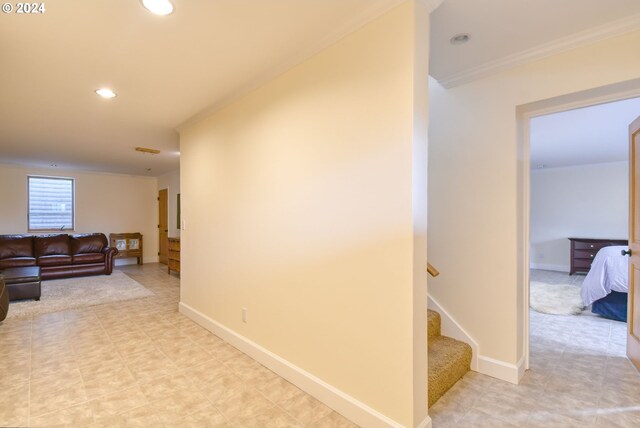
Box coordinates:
[102,247,118,274]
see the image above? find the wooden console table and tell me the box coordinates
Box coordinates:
[109,233,143,265]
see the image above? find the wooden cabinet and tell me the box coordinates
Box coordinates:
[168,237,180,274]
[109,233,143,265]
[568,238,627,275]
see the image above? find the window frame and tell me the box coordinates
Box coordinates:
[27,175,76,232]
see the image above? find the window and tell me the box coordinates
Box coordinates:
[28,176,75,231]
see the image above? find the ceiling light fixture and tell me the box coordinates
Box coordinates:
[95,88,117,99]
[135,147,161,154]
[141,0,174,15]
[450,33,471,45]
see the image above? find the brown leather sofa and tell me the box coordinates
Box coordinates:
[0,233,118,280]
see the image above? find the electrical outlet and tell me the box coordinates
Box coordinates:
[242,307,248,323]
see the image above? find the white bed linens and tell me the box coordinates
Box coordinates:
[581,245,629,306]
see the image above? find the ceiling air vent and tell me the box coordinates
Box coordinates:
[135,147,160,154]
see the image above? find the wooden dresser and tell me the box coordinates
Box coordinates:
[167,237,180,274]
[568,237,628,275]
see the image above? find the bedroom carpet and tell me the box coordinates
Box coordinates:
[6,271,154,319]
[428,309,472,407]
[529,281,585,315]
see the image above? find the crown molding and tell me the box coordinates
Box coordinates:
[177,0,407,132]
[437,13,640,89]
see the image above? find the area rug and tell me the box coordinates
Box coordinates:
[530,281,585,315]
[7,271,154,319]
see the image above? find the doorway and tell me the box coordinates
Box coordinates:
[518,81,640,370]
[158,188,168,264]
[527,99,639,376]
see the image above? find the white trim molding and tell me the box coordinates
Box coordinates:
[438,13,640,89]
[477,355,526,385]
[417,416,433,428]
[179,302,421,428]
[177,0,406,131]
[427,295,528,384]
[427,295,478,371]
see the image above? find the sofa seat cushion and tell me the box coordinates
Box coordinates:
[0,257,37,269]
[34,234,70,257]
[72,253,105,264]
[37,255,73,267]
[0,235,34,259]
[70,234,107,255]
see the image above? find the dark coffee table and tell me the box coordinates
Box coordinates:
[0,266,41,301]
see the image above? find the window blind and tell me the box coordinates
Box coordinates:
[28,176,74,231]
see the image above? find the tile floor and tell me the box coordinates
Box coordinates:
[429,269,640,427]
[0,264,358,427]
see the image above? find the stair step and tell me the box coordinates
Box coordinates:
[428,335,472,408]
[427,309,441,339]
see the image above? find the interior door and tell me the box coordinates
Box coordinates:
[628,116,640,370]
[158,189,168,265]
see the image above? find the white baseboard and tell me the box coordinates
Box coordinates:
[427,295,478,371]
[529,263,568,273]
[417,416,432,428]
[114,257,159,266]
[179,302,413,428]
[427,295,528,384]
[477,355,526,384]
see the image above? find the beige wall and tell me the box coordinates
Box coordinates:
[530,162,628,272]
[429,30,640,367]
[0,163,159,263]
[157,169,181,238]
[179,2,429,425]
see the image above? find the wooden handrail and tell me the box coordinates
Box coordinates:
[427,263,439,277]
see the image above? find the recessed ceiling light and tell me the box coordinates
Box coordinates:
[450,33,471,45]
[95,88,116,99]
[141,0,173,15]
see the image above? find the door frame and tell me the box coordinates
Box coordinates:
[517,78,640,370]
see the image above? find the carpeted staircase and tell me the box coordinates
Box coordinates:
[427,309,472,407]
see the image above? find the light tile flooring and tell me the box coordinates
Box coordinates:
[430,269,640,427]
[0,264,358,427]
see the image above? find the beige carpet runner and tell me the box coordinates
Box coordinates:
[428,309,472,407]
[7,271,153,319]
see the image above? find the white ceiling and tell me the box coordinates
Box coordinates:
[430,0,640,87]
[0,0,401,176]
[530,97,640,169]
[3,0,640,176]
